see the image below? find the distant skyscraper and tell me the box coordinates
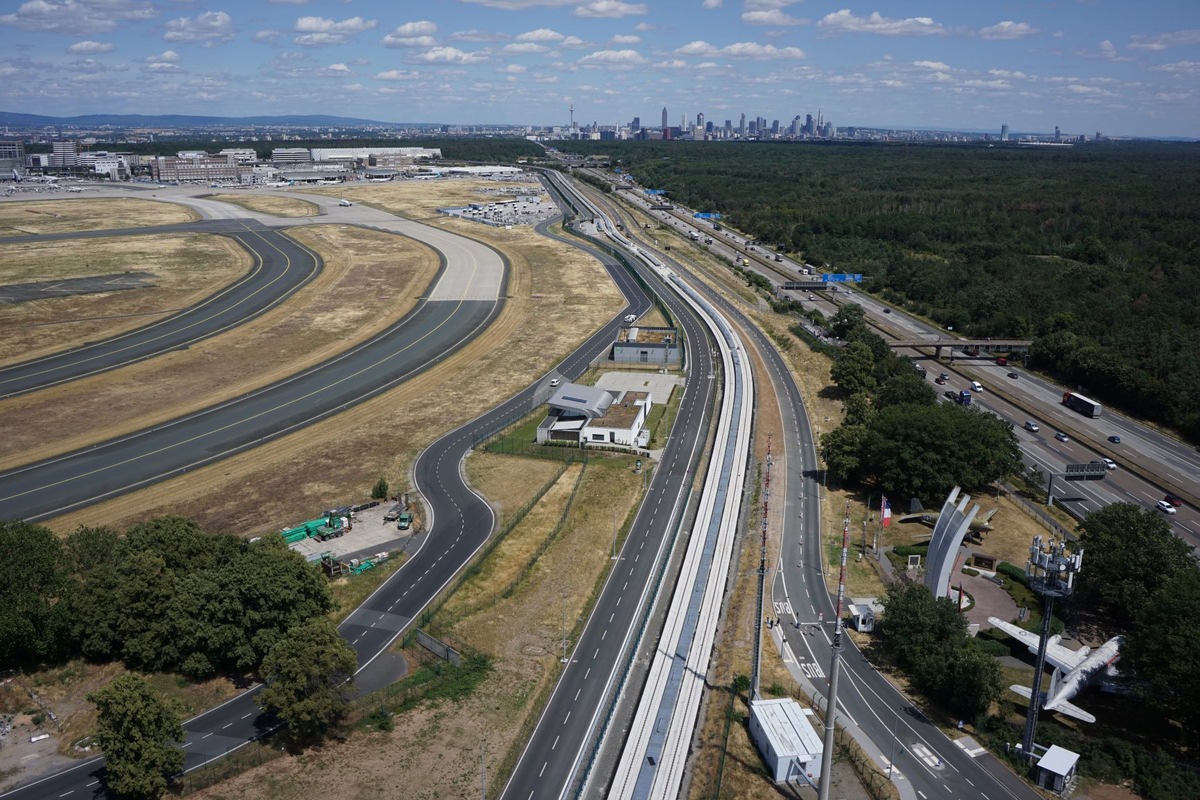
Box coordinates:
[1000,124,1009,141]
[662,106,670,140]
[697,112,704,131]
[631,116,641,131]
[51,140,78,168]
[1054,125,1061,141]
[739,113,746,136]
[771,120,779,136]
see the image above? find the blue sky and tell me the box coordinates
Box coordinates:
[1,1,1197,137]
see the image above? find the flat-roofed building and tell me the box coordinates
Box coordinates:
[0,140,23,175]
[536,382,652,449]
[613,325,681,366]
[152,154,250,183]
[271,147,312,164]
[749,698,823,785]
[310,146,441,163]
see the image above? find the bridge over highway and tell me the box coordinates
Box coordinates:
[888,338,1033,358]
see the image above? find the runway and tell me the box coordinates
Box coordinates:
[0,220,323,399]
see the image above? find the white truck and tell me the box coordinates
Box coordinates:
[338,199,353,207]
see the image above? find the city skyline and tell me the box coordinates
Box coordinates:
[0,1,1197,139]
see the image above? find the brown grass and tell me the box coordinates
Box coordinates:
[187,452,644,800]
[298,178,545,223]
[41,189,618,542]
[206,194,320,218]
[0,233,250,366]
[0,225,439,470]
[0,198,197,237]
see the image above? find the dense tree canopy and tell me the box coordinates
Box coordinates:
[881,581,1002,720]
[568,139,1200,440]
[259,617,358,741]
[1074,503,1196,633]
[90,675,184,800]
[0,517,334,677]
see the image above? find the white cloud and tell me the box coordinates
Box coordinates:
[143,50,182,72]
[818,10,946,36]
[450,29,507,42]
[1129,28,1200,51]
[702,0,722,7]
[742,10,803,27]
[560,36,585,47]
[504,42,547,54]
[394,20,437,36]
[1065,84,1113,96]
[517,27,565,42]
[414,46,488,64]
[988,69,1028,79]
[575,1,648,19]
[634,22,654,32]
[267,0,310,4]
[293,16,376,46]
[674,40,804,59]
[382,33,436,48]
[578,48,646,65]
[913,60,950,70]
[0,0,156,36]
[68,40,113,54]
[254,29,283,43]
[961,79,1010,89]
[497,64,526,73]
[979,21,1039,40]
[375,69,420,80]
[612,34,640,44]
[325,63,350,73]
[1154,60,1200,75]
[164,11,235,47]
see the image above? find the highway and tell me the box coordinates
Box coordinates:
[502,173,719,800]
[580,183,1042,800]
[0,220,322,399]
[0,179,657,800]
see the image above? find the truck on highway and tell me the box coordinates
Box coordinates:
[1062,391,1102,418]
[948,389,972,406]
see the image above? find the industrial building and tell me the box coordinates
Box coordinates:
[537,382,652,449]
[152,153,251,184]
[612,325,681,366]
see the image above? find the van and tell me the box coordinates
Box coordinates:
[971,381,984,392]
[1024,421,1040,432]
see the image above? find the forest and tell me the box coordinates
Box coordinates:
[567,139,1200,440]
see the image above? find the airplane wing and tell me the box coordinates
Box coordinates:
[1006,685,1097,724]
[988,617,1087,671]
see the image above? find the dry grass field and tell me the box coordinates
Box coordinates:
[0,197,197,237]
[188,452,644,800]
[0,225,438,469]
[297,177,546,223]
[206,194,320,218]
[43,181,618,542]
[0,232,251,365]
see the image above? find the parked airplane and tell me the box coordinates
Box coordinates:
[65,186,84,193]
[988,616,1124,723]
[11,168,22,182]
[897,498,998,533]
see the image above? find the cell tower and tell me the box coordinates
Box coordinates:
[569,104,575,131]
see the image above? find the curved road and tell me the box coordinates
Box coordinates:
[0,182,654,800]
[0,220,322,399]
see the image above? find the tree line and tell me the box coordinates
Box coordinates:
[567,139,1200,440]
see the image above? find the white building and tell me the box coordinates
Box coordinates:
[749,698,823,785]
[537,382,652,449]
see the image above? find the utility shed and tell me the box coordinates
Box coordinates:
[1036,745,1079,794]
[612,325,681,366]
[749,698,823,785]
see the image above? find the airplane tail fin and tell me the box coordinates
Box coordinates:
[980,509,998,523]
[908,497,924,514]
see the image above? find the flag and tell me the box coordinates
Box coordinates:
[881,497,892,528]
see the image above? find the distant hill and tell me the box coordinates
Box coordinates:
[0,112,429,129]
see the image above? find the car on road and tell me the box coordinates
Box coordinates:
[1055,431,1069,442]
[1157,500,1178,515]
[549,378,560,388]
[935,377,946,385]
[1108,434,1122,443]
[1008,371,1019,379]
[1024,421,1040,432]
[944,389,958,400]
[883,308,891,313]
[939,373,950,381]
[1164,494,1183,508]
[1102,458,1117,469]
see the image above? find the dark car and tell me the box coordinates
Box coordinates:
[1164,494,1183,508]
[883,308,892,313]
[1108,434,1121,444]
[935,377,946,385]
[1008,371,1019,379]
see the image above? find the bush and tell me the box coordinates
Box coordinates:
[371,476,389,501]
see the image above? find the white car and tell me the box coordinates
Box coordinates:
[548,378,560,388]
[1102,458,1117,470]
[624,314,637,323]
[1156,500,1178,515]
[1055,432,1069,442]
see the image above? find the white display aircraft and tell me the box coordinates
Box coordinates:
[988,616,1124,723]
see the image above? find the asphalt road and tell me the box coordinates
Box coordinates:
[0,220,322,399]
[501,182,717,800]
[0,184,653,800]
[575,183,1042,800]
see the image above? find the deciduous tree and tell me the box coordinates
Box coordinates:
[90,675,184,800]
[258,617,357,741]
